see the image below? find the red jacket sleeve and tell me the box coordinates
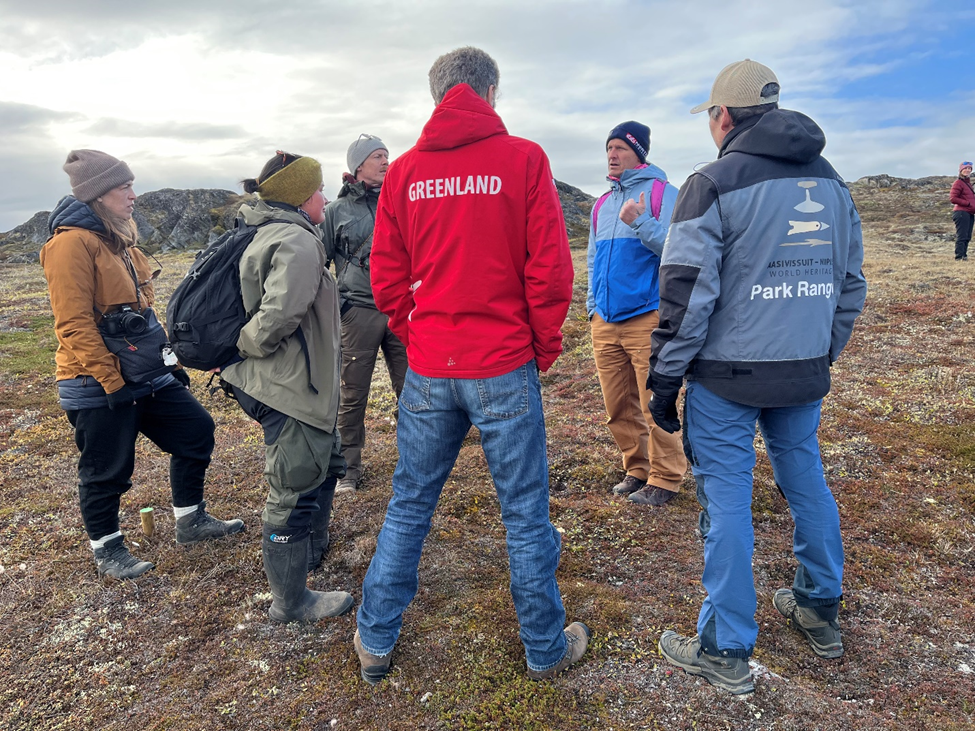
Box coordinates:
[371,165,413,348]
[524,150,574,371]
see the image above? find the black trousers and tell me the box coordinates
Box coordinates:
[66,383,215,540]
[953,211,973,258]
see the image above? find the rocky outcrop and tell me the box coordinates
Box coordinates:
[133,189,250,252]
[852,174,954,190]
[0,212,50,262]
[0,189,251,261]
[556,180,595,242]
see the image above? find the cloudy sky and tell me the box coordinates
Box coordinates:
[1,0,973,232]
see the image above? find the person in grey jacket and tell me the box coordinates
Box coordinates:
[320,135,407,493]
[222,151,353,623]
[649,60,867,694]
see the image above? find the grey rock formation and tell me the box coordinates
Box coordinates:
[0,211,50,262]
[556,180,596,242]
[133,189,247,251]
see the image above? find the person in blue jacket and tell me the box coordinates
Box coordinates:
[650,59,867,694]
[586,121,687,506]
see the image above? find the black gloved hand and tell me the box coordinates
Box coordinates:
[647,371,683,434]
[173,369,191,388]
[106,385,135,411]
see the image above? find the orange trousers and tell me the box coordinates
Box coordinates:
[591,311,687,492]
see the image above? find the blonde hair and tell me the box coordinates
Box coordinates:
[90,199,139,253]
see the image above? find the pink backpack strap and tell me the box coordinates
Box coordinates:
[649,178,666,220]
[592,180,666,229]
[591,191,612,231]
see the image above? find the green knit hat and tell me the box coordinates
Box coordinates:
[258,156,323,207]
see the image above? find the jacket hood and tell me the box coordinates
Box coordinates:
[416,84,507,152]
[608,163,669,192]
[336,176,380,202]
[720,109,826,164]
[48,196,107,236]
[238,199,321,236]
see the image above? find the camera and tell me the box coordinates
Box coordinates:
[100,306,147,336]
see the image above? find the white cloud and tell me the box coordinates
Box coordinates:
[0,0,971,231]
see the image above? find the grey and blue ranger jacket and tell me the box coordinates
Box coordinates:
[649,109,867,407]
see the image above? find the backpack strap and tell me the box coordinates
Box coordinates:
[649,178,666,220]
[592,179,667,231]
[591,192,612,232]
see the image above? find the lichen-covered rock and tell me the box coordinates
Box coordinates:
[133,188,251,252]
[556,180,595,243]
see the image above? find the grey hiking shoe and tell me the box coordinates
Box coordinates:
[335,470,360,494]
[354,629,393,685]
[658,631,754,695]
[527,622,591,680]
[94,536,154,580]
[773,588,844,659]
[628,485,678,506]
[175,501,245,545]
[612,475,645,496]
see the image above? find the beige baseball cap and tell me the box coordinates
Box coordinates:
[690,59,779,114]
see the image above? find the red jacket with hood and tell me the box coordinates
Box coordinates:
[950,177,975,214]
[371,84,574,378]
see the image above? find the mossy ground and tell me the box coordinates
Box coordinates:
[1,183,973,729]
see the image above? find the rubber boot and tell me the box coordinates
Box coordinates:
[262,524,353,623]
[307,477,336,572]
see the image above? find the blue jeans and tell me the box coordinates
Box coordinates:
[356,361,568,672]
[685,381,844,658]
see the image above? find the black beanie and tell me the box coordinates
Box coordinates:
[607,121,650,164]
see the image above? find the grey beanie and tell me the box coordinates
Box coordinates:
[63,149,134,203]
[347,134,387,178]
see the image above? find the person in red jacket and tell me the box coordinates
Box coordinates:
[950,161,975,260]
[353,46,588,685]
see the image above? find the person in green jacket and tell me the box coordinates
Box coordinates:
[221,151,353,623]
[321,135,408,493]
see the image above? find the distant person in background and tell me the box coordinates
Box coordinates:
[649,60,866,694]
[321,134,408,494]
[353,46,587,685]
[586,121,687,506]
[220,151,353,622]
[40,149,244,580]
[950,161,974,260]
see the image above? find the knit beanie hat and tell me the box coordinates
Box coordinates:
[607,122,650,164]
[258,156,323,207]
[63,150,134,203]
[347,134,387,177]
[960,161,973,175]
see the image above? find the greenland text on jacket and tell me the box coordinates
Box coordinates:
[407,175,502,200]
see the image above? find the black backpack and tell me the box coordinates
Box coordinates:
[166,219,272,371]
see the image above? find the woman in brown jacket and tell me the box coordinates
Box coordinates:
[40,150,243,580]
[950,161,975,260]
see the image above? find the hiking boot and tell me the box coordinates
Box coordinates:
[527,622,591,680]
[773,588,844,659]
[175,501,245,545]
[629,485,678,506]
[354,629,393,685]
[612,475,645,496]
[335,469,360,494]
[263,526,354,623]
[658,631,754,695]
[93,536,155,580]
